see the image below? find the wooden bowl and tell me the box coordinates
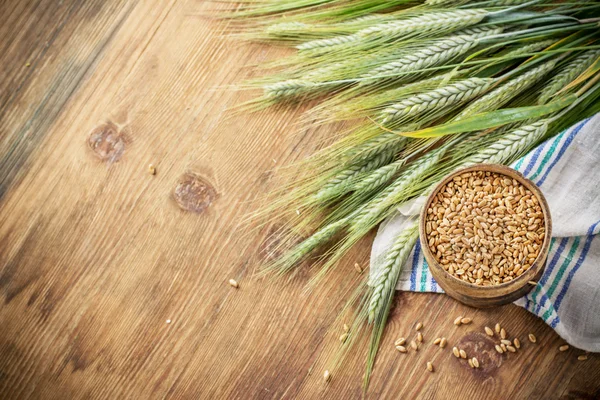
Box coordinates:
[419,164,552,308]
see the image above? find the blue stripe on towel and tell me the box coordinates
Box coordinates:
[536,118,589,186]
[554,220,600,311]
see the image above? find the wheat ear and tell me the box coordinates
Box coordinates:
[358,9,488,38]
[312,149,396,202]
[368,222,419,323]
[264,79,318,98]
[352,158,407,193]
[539,50,600,104]
[263,216,351,275]
[380,77,494,124]
[504,39,558,58]
[296,34,360,51]
[265,22,310,38]
[352,145,447,232]
[297,10,488,52]
[361,33,492,82]
[454,59,557,120]
[464,120,549,166]
[344,132,408,163]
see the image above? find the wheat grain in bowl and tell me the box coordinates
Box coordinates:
[424,169,545,286]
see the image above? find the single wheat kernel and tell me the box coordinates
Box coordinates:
[343,324,349,332]
[528,281,537,285]
[339,333,349,342]
[500,328,507,339]
[427,362,434,372]
[148,164,156,175]
[416,322,423,331]
[453,347,460,357]
[501,344,507,352]
[228,279,239,288]
[495,323,501,334]
[323,370,331,382]
[485,327,494,336]
[354,263,363,273]
[417,332,424,343]
[459,349,467,359]
[528,333,537,343]
[495,345,503,354]
[472,357,479,368]
[468,359,474,368]
[578,355,588,361]
[507,345,517,353]
[514,338,521,349]
[440,338,448,348]
[395,338,406,346]
[434,338,442,345]
[559,345,569,352]
[460,317,472,325]
[454,316,463,326]
[396,345,407,353]
[411,340,419,351]
[501,339,512,346]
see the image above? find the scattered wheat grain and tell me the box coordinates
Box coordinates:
[411,340,419,351]
[528,333,537,343]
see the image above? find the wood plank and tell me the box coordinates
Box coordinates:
[0,1,598,399]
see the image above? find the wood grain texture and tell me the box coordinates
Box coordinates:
[0,1,598,399]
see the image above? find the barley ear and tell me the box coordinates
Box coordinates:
[539,50,600,104]
[368,223,419,323]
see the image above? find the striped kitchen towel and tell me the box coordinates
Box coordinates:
[370,114,600,352]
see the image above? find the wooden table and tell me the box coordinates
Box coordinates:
[1,1,598,398]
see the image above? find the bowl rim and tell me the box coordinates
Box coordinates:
[419,163,552,291]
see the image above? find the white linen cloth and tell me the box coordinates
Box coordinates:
[370,114,600,352]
